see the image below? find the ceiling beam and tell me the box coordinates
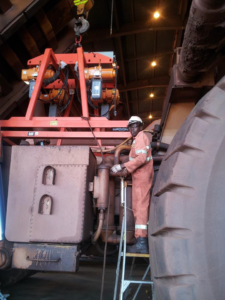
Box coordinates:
[83,17,184,43]
[124,51,173,62]
[129,96,164,103]
[0,43,24,80]
[0,74,13,97]
[118,76,170,92]
[138,110,162,118]
[18,26,41,58]
[0,74,12,96]
[0,82,29,119]
[35,9,58,50]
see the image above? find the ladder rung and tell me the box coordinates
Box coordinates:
[124,280,153,285]
[121,252,150,258]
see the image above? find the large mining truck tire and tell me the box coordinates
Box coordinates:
[149,77,225,300]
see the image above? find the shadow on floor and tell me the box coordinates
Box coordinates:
[2,257,152,300]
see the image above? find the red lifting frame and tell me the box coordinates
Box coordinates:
[0,48,130,145]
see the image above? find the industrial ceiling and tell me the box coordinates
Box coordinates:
[0,0,190,124]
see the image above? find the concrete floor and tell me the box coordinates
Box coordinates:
[2,257,153,300]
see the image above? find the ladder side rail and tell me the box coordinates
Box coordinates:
[120,180,127,300]
[113,214,125,300]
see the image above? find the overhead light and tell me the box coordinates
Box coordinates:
[149,114,153,119]
[150,93,154,98]
[151,61,157,67]
[154,11,160,19]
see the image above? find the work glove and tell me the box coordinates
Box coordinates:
[111,164,122,173]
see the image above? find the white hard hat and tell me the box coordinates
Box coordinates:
[128,116,143,126]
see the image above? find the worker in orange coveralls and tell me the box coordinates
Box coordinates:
[111,116,154,253]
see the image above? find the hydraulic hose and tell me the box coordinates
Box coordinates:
[92,209,104,243]
[43,67,61,86]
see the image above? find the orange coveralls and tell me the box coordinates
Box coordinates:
[124,131,154,238]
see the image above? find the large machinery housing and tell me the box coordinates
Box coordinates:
[0,48,126,271]
[0,47,164,276]
[1,0,225,299]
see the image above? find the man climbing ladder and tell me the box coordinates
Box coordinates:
[111,116,154,253]
[113,178,154,300]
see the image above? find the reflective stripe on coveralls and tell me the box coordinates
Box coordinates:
[135,149,147,154]
[124,130,154,238]
[129,155,152,161]
[74,0,88,5]
[135,224,148,230]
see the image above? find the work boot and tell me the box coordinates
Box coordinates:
[126,237,149,254]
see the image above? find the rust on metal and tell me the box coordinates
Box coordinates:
[96,165,110,209]
[5,146,96,244]
[12,243,80,272]
[100,178,116,241]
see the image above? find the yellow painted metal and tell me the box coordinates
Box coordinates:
[124,253,150,258]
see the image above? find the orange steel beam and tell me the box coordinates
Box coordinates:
[3,48,129,142]
[27,53,114,66]
[0,117,128,128]
[25,49,52,120]
[77,47,89,118]
[2,131,130,139]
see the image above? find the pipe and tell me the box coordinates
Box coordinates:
[153,155,164,162]
[103,155,114,168]
[96,165,110,209]
[93,165,110,243]
[110,142,165,177]
[151,142,169,151]
[102,181,135,244]
[114,145,131,165]
[107,233,121,244]
[102,178,116,235]
[113,143,167,166]
[109,156,164,177]
[105,232,136,244]
[93,209,104,243]
[178,0,225,82]
[100,177,118,243]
